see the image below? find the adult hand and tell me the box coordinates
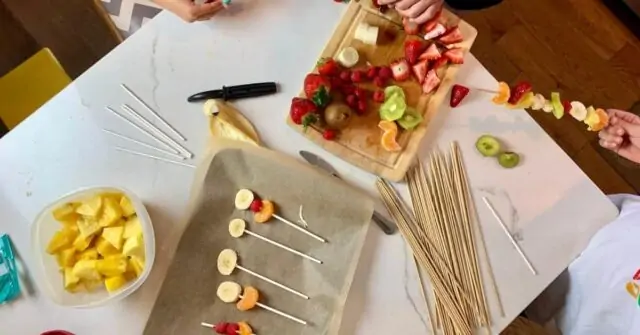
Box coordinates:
[153,0,225,23]
[378,0,444,24]
[598,109,640,164]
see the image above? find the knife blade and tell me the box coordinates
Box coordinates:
[187,82,277,102]
[299,151,396,235]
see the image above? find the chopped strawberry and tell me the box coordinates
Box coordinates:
[390,59,410,82]
[634,269,640,281]
[432,57,449,69]
[378,66,392,80]
[249,199,263,213]
[357,100,367,114]
[507,81,532,104]
[340,84,356,95]
[404,39,425,65]
[304,74,332,107]
[443,48,464,64]
[422,70,441,94]
[424,23,447,40]
[317,58,341,77]
[354,87,367,99]
[214,322,229,334]
[350,70,365,83]
[226,324,239,335]
[323,129,337,140]
[373,90,385,103]
[329,77,343,91]
[419,43,441,61]
[374,76,386,87]
[339,70,351,83]
[289,97,319,129]
[439,27,463,44]
[346,94,358,108]
[450,84,470,108]
[562,100,572,113]
[403,17,420,35]
[412,60,428,83]
[367,66,379,79]
[423,10,442,32]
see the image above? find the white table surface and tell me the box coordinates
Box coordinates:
[0,1,618,334]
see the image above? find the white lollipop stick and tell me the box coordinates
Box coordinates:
[102,129,184,160]
[114,147,196,168]
[273,214,326,243]
[105,107,178,154]
[120,83,186,141]
[235,265,309,300]
[245,230,322,264]
[200,322,256,335]
[244,298,307,325]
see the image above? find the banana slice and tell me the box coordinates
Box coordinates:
[569,101,588,121]
[542,100,554,113]
[217,249,238,275]
[531,94,546,111]
[337,47,359,68]
[217,281,242,303]
[234,189,254,210]
[229,219,246,238]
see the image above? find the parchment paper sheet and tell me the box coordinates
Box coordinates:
[144,139,374,335]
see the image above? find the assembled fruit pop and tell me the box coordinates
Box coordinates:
[228,219,322,264]
[234,189,327,243]
[217,249,309,299]
[216,281,308,325]
[200,321,255,335]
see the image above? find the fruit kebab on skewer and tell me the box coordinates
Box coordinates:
[234,189,327,243]
[200,321,255,335]
[217,281,308,325]
[217,249,309,300]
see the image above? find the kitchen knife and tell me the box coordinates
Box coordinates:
[187,82,277,102]
[299,151,396,235]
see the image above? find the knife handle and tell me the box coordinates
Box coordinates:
[372,210,396,235]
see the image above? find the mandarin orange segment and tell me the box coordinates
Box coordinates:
[381,131,402,152]
[237,286,259,311]
[254,200,275,223]
[378,120,397,132]
[492,82,511,105]
[238,321,253,335]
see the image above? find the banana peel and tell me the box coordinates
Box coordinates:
[204,99,261,146]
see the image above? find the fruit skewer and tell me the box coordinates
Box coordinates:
[217,282,308,325]
[217,249,309,300]
[228,219,322,264]
[200,321,255,335]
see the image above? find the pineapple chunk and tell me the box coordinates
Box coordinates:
[72,233,95,252]
[46,229,77,254]
[102,226,124,250]
[71,260,101,281]
[64,267,80,289]
[96,236,119,257]
[123,216,142,239]
[76,196,103,217]
[60,219,79,232]
[120,196,136,217]
[82,279,104,292]
[98,197,123,227]
[129,256,145,277]
[96,255,128,277]
[78,248,98,260]
[122,234,145,261]
[56,248,77,268]
[105,275,128,293]
[53,202,79,221]
[76,217,101,238]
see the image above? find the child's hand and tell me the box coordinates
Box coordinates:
[378,0,444,24]
[599,109,640,164]
[154,0,225,23]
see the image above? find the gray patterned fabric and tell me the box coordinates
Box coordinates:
[100,0,162,38]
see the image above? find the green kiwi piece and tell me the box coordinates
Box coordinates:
[498,152,520,168]
[475,135,501,157]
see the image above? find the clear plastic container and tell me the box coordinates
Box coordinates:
[31,186,155,308]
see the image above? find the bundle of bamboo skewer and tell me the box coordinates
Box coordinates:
[376,142,500,335]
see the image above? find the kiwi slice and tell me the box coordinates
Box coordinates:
[475,135,501,157]
[384,85,406,101]
[397,108,423,130]
[498,152,520,168]
[550,92,564,119]
[379,96,407,121]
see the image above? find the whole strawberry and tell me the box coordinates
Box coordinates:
[323,129,337,140]
[290,97,319,129]
[317,58,341,77]
[304,74,332,107]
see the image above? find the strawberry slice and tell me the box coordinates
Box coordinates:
[423,10,442,32]
[424,23,447,40]
[443,48,464,64]
[404,39,425,65]
[390,59,410,82]
[419,43,441,61]
[422,70,441,94]
[412,60,428,83]
[439,27,463,44]
[507,81,532,105]
[403,18,420,36]
[450,84,470,108]
[432,57,449,69]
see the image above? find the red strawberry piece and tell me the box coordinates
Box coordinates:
[423,10,442,32]
[357,100,367,114]
[329,77,343,91]
[323,129,337,140]
[339,70,352,83]
[419,43,441,61]
[403,17,420,35]
[450,84,470,108]
[634,268,640,281]
[374,76,386,88]
[507,81,533,104]
[289,98,319,129]
[378,66,392,80]
[390,59,410,82]
[354,87,367,99]
[226,323,240,335]
[422,70,441,94]
[412,60,428,83]
[341,84,356,95]
[424,23,447,40]
[373,90,385,103]
[404,39,425,65]
[562,100,572,113]
[367,66,379,79]
[304,74,332,107]
[249,199,263,213]
[317,58,341,77]
[443,48,464,64]
[432,57,449,69]
[439,26,463,44]
[351,70,365,83]
[346,94,358,108]
[214,322,228,334]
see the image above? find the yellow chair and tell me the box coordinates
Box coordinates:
[0,48,71,130]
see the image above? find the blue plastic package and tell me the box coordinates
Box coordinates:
[0,234,21,304]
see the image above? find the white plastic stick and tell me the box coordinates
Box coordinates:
[250,299,308,325]
[105,107,177,154]
[245,229,322,264]
[121,104,193,158]
[200,322,255,335]
[298,205,309,228]
[482,196,537,275]
[235,265,309,300]
[102,129,184,160]
[120,83,186,141]
[273,214,326,243]
[114,147,196,168]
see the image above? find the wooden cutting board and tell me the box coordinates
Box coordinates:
[286,1,477,182]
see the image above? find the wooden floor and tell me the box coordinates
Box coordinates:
[458,0,640,195]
